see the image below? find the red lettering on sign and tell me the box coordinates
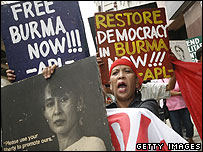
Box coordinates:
[157,140,170,151]
[108,113,130,151]
[135,114,151,151]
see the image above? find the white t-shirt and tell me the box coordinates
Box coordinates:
[140,82,170,101]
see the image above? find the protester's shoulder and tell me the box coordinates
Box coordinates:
[139,98,158,106]
[138,99,159,117]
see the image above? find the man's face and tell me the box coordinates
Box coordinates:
[44,86,78,135]
[109,65,138,102]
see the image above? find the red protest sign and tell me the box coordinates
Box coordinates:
[95,8,173,84]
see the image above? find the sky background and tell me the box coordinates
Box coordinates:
[79,1,97,56]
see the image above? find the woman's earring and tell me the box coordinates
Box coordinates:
[79,117,83,126]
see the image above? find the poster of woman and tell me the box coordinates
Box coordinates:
[1,56,113,151]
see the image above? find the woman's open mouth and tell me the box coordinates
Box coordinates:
[117,82,127,93]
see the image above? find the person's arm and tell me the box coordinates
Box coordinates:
[170,90,181,96]
[165,50,177,91]
[96,52,104,67]
[6,69,16,82]
[6,63,16,82]
[166,72,176,91]
[6,64,57,81]
[42,64,57,79]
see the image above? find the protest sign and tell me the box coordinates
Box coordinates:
[169,40,193,62]
[88,2,158,53]
[186,36,202,62]
[1,1,90,81]
[1,56,113,151]
[95,8,173,84]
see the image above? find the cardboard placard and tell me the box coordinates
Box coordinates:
[1,1,90,81]
[1,56,113,151]
[95,8,173,84]
[186,35,202,62]
[169,40,193,62]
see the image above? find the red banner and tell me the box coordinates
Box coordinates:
[172,60,202,140]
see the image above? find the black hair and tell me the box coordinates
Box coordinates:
[142,80,151,84]
[104,84,110,88]
[196,47,202,60]
[39,68,80,112]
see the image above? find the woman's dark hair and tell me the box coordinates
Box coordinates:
[104,84,110,88]
[142,80,151,84]
[196,47,202,60]
[39,68,80,112]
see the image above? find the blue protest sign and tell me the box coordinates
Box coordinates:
[1,1,90,81]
